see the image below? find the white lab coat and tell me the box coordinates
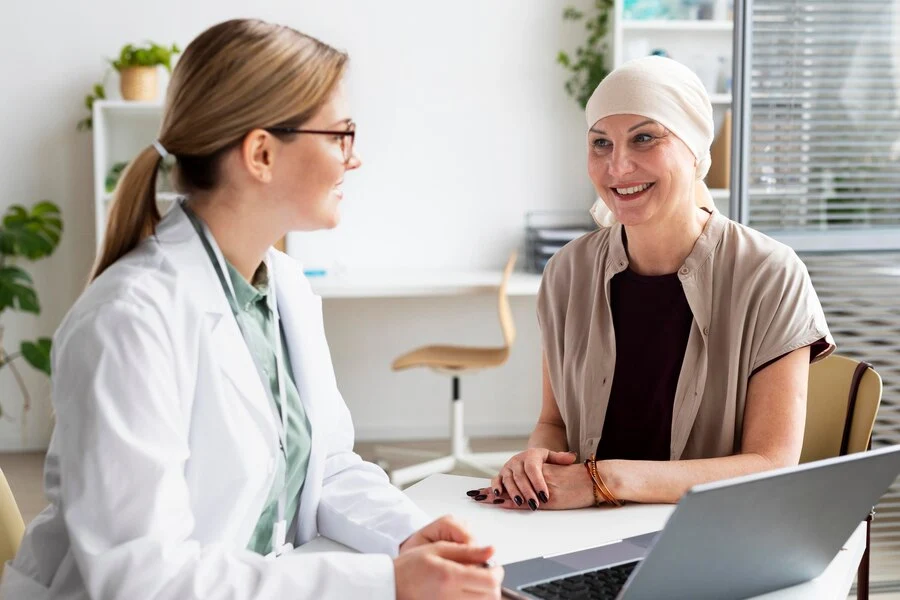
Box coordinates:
[0,207,431,600]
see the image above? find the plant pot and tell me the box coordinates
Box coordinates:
[119,66,158,101]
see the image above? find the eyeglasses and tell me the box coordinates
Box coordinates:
[265,121,356,163]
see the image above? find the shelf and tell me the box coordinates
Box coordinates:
[621,19,733,32]
[95,100,163,113]
[709,93,732,105]
[710,188,730,200]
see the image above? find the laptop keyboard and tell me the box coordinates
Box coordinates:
[520,561,639,600]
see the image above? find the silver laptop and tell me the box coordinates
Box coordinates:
[502,444,900,600]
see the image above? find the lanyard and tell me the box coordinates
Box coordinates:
[181,202,293,556]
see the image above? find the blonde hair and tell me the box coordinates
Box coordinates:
[91,19,348,280]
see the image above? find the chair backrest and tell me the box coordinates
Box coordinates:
[0,467,25,577]
[498,252,517,348]
[800,354,882,464]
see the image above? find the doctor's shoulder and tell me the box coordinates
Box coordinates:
[58,250,196,348]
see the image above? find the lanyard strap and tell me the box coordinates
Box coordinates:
[181,202,291,551]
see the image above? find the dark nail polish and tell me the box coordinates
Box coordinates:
[528,499,538,511]
[493,488,501,496]
[466,489,481,497]
[493,498,505,504]
[474,494,488,501]
[538,491,549,504]
[514,496,523,506]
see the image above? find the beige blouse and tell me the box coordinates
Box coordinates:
[537,210,834,462]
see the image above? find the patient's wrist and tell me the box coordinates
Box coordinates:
[597,460,624,502]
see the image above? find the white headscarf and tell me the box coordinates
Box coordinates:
[584,56,716,227]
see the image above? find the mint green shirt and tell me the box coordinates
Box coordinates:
[224,261,312,555]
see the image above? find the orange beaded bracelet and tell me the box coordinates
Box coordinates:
[584,455,623,507]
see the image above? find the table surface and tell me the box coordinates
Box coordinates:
[297,474,866,599]
[306,268,543,298]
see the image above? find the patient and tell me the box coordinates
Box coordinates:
[470,56,834,511]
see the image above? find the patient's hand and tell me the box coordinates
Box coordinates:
[465,449,585,510]
[400,515,472,553]
[470,463,594,511]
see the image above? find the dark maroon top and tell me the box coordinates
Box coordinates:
[595,267,693,462]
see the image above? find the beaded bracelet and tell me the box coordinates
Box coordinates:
[584,460,604,506]
[584,456,624,507]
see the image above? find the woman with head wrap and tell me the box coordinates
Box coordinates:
[470,56,834,511]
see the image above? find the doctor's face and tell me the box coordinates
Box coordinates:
[271,82,362,231]
[587,114,697,228]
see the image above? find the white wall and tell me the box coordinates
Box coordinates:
[0,0,597,450]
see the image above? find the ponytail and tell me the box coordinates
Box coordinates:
[90,146,163,281]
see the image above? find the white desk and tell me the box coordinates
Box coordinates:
[307,269,543,298]
[298,474,866,599]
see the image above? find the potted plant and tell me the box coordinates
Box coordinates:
[0,202,63,421]
[113,42,181,101]
[557,0,615,108]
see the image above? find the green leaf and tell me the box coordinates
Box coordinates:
[113,41,180,71]
[21,338,52,377]
[78,82,105,132]
[0,202,63,259]
[558,0,613,109]
[0,266,39,313]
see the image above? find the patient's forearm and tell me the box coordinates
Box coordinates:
[527,421,569,453]
[600,453,786,505]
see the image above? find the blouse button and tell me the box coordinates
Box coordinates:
[703,326,709,336]
[679,267,690,276]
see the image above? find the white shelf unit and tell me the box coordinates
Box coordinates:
[92,100,169,251]
[621,19,733,32]
[611,0,735,216]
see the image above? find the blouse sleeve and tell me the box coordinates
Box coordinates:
[748,246,835,373]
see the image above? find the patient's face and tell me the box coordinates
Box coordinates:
[586,114,697,228]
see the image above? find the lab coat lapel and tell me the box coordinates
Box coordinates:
[271,254,324,432]
[156,207,277,444]
[271,252,331,542]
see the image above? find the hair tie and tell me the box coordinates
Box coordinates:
[152,140,170,160]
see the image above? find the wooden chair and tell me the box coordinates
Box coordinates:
[802,354,883,600]
[0,467,25,579]
[378,253,519,486]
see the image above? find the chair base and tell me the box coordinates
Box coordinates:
[376,375,517,487]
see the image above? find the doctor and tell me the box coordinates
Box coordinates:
[1,18,503,600]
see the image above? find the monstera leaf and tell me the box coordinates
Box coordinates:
[0,202,63,260]
[21,338,52,376]
[0,266,39,313]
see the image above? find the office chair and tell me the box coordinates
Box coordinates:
[0,467,25,578]
[802,354,882,600]
[377,253,519,487]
